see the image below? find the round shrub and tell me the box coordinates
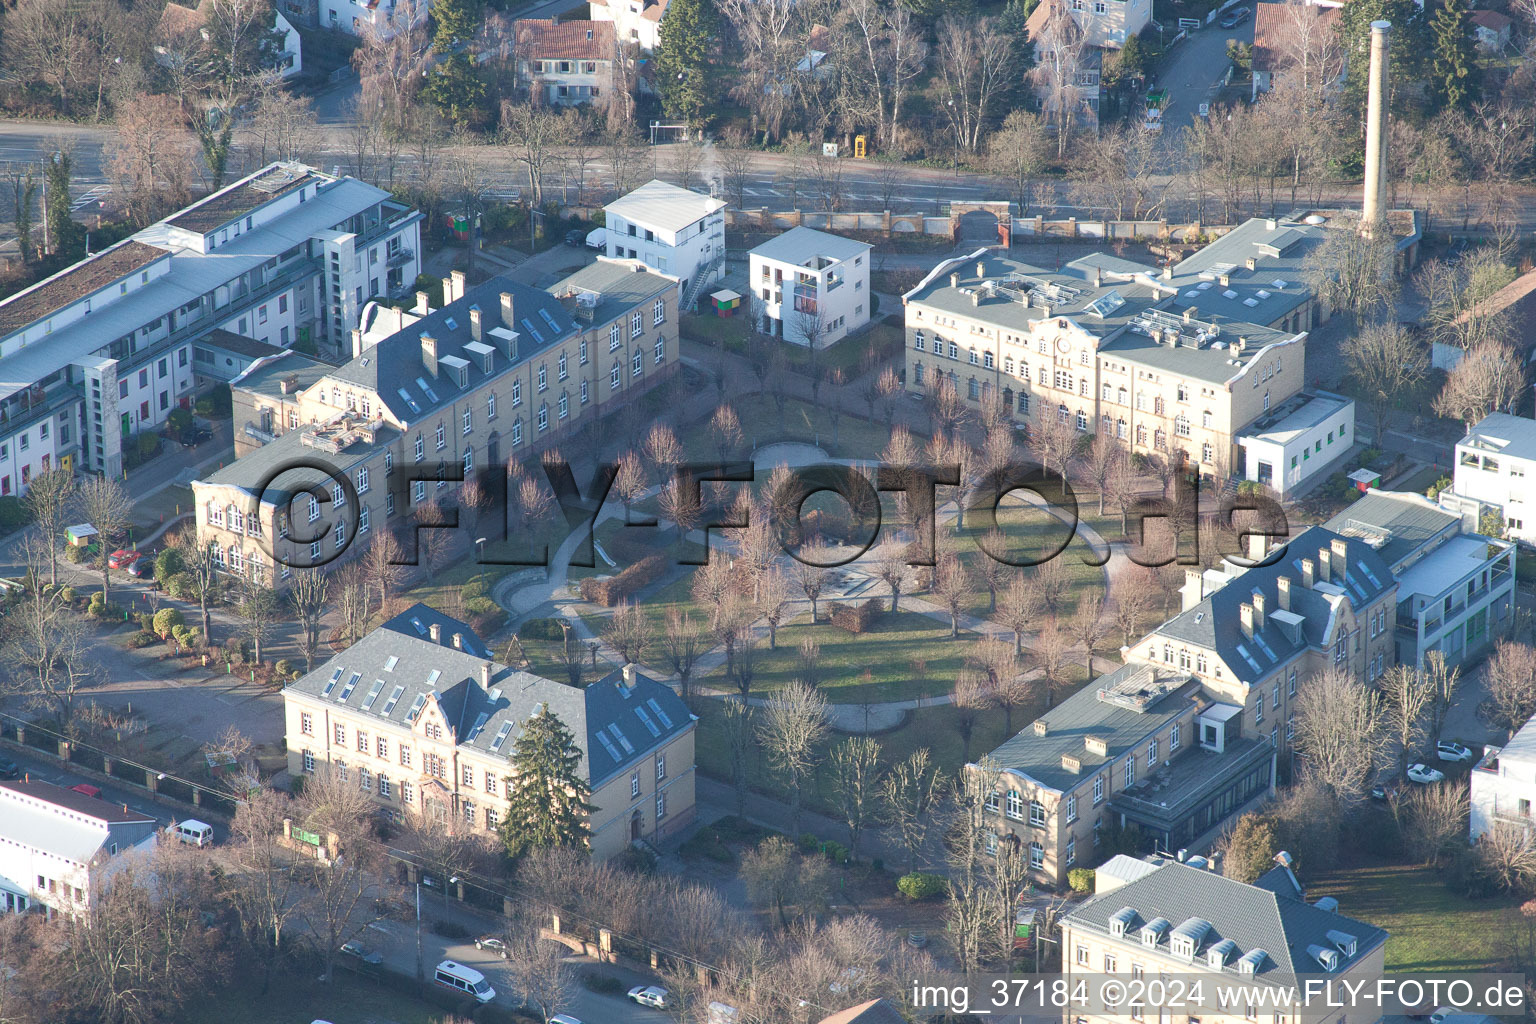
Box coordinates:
[153,607,185,639]
[465,596,497,616]
[798,832,821,854]
[128,631,158,649]
[520,617,566,642]
[138,612,156,633]
[155,548,185,582]
[823,840,849,864]
[171,624,195,647]
[60,587,75,603]
[166,572,195,601]
[1068,867,1096,893]
[274,659,294,678]
[897,872,948,900]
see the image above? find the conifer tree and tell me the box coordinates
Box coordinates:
[1429,0,1479,111]
[653,0,715,124]
[499,705,596,859]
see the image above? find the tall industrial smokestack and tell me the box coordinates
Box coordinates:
[1360,20,1391,234]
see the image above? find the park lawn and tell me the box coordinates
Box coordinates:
[951,500,1108,621]
[183,970,448,1024]
[700,608,981,704]
[674,391,906,463]
[1305,859,1522,973]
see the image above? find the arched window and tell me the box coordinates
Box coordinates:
[228,545,243,574]
[985,791,1000,812]
[1175,414,1191,437]
[914,362,925,384]
[1116,418,1127,439]
[1076,410,1088,430]
[227,504,243,532]
[1202,443,1214,464]
[1136,424,1147,445]
[1058,404,1069,422]
[968,378,979,400]
[983,352,994,369]
[1005,789,1024,820]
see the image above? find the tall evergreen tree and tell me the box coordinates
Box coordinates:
[430,0,480,52]
[653,0,715,125]
[498,705,596,859]
[43,153,83,262]
[1334,0,1429,127]
[1429,0,1479,111]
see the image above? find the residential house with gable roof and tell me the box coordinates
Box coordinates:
[1063,857,1387,1024]
[193,259,678,590]
[283,604,696,859]
[513,19,617,107]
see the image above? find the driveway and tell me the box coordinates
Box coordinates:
[1153,14,1255,147]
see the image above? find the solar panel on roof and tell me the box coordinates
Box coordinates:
[382,684,406,714]
[339,671,361,700]
[634,706,661,738]
[490,722,514,752]
[322,667,344,696]
[646,698,673,728]
[361,679,385,710]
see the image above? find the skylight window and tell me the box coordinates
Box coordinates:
[646,698,674,728]
[538,309,563,333]
[1272,279,1287,289]
[1197,281,1213,291]
[1243,297,1260,307]
[361,679,385,710]
[1255,289,1271,299]
[409,618,426,635]
[382,684,406,714]
[339,671,362,700]
[634,706,661,738]
[1252,633,1276,661]
[608,724,635,755]
[406,693,428,722]
[596,732,622,761]
[415,376,439,403]
[520,318,545,344]
[322,667,344,696]
[384,655,399,672]
[426,669,441,688]
[469,712,489,740]
[444,317,458,330]
[1234,643,1262,674]
[1222,289,1238,299]
[490,722,514,752]
[397,387,421,414]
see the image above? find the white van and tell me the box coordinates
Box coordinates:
[170,820,213,847]
[434,960,495,1003]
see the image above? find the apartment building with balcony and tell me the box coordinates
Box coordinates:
[0,162,421,495]
[513,19,616,107]
[1063,857,1386,1024]
[1450,412,1536,545]
[1326,490,1516,673]
[194,260,679,589]
[604,181,727,312]
[283,604,696,860]
[0,780,159,917]
[747,227,872,348]
[1473,714,1536,841]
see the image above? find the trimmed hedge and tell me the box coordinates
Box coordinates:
[897,872,948,900]
[578,553,666,607]
[829,598,883,634]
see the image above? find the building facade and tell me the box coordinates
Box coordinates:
[1326,490,1516,673]
[0,162,421,495]
[1236,390,1356,497]
[0,781,159,917]
[748,227,872,348]
[317,0,429,37]
[282,605,696,860]
[1063,858,1387,1024]
[192,260,679,589]
[514,19,616,106]
[1451,412,1536,545]
[589,0,667,50]
[604,181,727,311]
[1472,714,1536,841]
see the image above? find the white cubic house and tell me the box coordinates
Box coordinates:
[748,227,872,348]
[0,161,421,494]
[1473,713,1536,841]
[1236,390,1356,498]
[604,180,726,312]
[0,780,159,917]
[1450,412,1536,544]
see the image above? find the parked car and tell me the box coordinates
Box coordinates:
[340,940,384,965]
[628,986,670,1009]
[69,783,102,799]
[1437,741,1474,763]
[125,556,152,578]
[1407,763,1446,784]
[474,936,508,958]
[549,1015,584,1024]
[565,228,587,246]
[179,427,213,448]
[1370,783,1398,802]
[0,757,19,780]
[107,549,141,570]
[1219,6,1250,27]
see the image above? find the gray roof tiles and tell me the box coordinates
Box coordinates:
[1066,860,1386,985]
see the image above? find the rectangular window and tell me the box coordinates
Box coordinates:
[300,712,313,736]
[656,791,667,819]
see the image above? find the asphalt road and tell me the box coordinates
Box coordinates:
[1153,13,1257,144]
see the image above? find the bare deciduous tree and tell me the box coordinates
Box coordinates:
[1435,341,1526,426]
[77,475,132,606]
[881,748,944,874]
[1292,667,1390,805]
[22,467,73,586]
[1485,640,1536,738]
[758,680,829,835]
[1342,320,1431,444]
[602,598,651,665]
[830,735,882,860]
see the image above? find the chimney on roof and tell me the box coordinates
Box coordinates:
[279,375,299,395]
[470,307,483,343]
[950,273,960,288]
[1301,558,1315,589]
[976,261,985,277]
[1318,546,1332,583]
[1239,602,1255,639]
[1246,256,1258,271]
[1094,266,1103,288]
[350,328,364,360]
[452,632,464,650]
[622,663,636,688]
[1162,265,1172,280]
[1219,272,1231,287]
[448,269,467,304]
[1181,568,1205,612]
[1183,308,1195,323]
[1361,21,1392,235]
[482,662,492,688]
[429,622,442,644]
[1277,575,1293,612]
[1034,719,1049,736]
[1248,531,1268,562]
[1252,590,1266,632]
[970,290,980,307]
[1330,537,1349,581]
[500,291,516,330]
[414,291,431,315]
[421,333,438,377]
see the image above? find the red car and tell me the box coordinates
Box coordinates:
[107,549,141,570]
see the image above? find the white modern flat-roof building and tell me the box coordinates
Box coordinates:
[1473,714,1536,841]
[1236,390,1355,497]
[604,180,726,311]
[1451,412,1536,544]
[0,162,421,492]
[0,780,159,917]
[748,227,872,348]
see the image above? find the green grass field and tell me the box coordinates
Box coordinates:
[1306,860,1523,973]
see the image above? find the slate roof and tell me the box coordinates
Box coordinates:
[1066,860,1387,985]
[515,18,615,60]
[986,667,1201,794]
[604,180,727,235]
[322,274,585,425]
[750,226,872,267]
[549,258,676,328]
[1323,490,1462,574]
[1152,526,1394,680]
[285,603,693,787]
